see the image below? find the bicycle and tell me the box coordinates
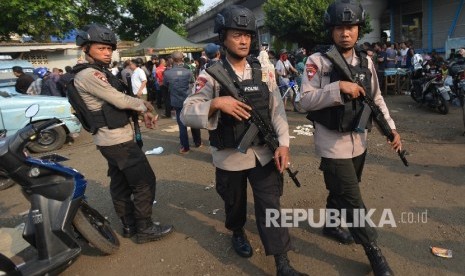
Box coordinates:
[280,77,307,114]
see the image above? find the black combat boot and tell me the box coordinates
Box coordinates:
[274,253,308,276]
[121,216,136,238]
[231,229,253,258]
[322,226,354,244]
[363,242,394,276]
[135,219,173,244]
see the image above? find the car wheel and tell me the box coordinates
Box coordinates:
[27,123,67,153]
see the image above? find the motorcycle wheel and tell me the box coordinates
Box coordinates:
[27,123,67,153]
[437,96,449,115]
[0,175,16,191]
[73,202,120,255]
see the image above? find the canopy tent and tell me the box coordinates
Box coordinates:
[120,24,205,57]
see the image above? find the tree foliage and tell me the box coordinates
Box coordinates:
[0,0,202,42]
[117,0,202,42]
[263,0,372,50]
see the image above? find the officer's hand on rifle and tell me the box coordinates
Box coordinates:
[143,112,158,129]
[339,81,365,99]
[210,96,252,121]
[388,129,402,152]
[274,146,290,173]
[143,100,156,113]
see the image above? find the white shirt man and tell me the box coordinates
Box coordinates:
[130,62,147,98]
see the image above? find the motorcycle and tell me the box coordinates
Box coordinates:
[0,104,119,276]
[451,69,465,135]
[281,77,307,114]
[410,70,450,114]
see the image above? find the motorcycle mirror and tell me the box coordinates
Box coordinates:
[25,104,39,120]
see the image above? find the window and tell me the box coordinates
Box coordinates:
[23,53,49,65]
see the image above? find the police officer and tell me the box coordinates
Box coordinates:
[300,1,401,275]
[181,5,306,276]
[73,24,173,244]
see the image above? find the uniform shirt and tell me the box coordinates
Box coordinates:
[131,67,147,95]
[74,67,147,146]
[181,58,289,171]
[300,48,396,159]
[163,64,193,108]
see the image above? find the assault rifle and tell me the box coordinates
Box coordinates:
[325,45,409,166]
[206,62,301,187]
[125,74,144,148]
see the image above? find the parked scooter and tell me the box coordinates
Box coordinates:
[410,56,450,114]
[0,130,16,191]
[0,104,119,276]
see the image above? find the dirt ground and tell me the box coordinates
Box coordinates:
[1,94,465,276]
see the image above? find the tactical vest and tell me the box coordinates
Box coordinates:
[67,64,130,134]
[209,58,272,150]
[307,50,372,132]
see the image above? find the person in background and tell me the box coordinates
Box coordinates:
[130,58,148,100]
[385,42,397,69]
[42,70,62,97]
[202,43,221,70]
[26,67,47,95]
[57,66,74,96]
[120,60,132,87]
[13,66,34,94]
[110,61,120,76]
[163,51,201,154]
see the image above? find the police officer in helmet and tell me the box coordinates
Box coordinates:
[73,23,173,244]
[181,5,307,276]
[300,1,401,275]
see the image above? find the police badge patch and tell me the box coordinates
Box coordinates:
[194,77,208,93]
[306,63,318,81]
[93,71,108,83]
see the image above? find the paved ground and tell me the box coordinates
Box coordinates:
[1,94,465,275]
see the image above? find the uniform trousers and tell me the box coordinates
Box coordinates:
[215,160,292,255]
[98,141,156,222]
[319,151,378,245]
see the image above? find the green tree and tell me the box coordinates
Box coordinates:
[116,0,202,42]
[263,0,372,50]
[0,0,202,43]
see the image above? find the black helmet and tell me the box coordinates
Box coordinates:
[214,5,256,34]
[76,23,117,50]
[324,0,366,27]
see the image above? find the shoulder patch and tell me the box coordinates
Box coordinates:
[93,71,108,83]
[306,63,318,81]
[194,76,208,93]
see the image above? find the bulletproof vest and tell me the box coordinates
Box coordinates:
[209,59,272,150]
[67,64,130,134]
[307,50,372,132]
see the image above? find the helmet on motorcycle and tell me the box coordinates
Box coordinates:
[214,5,256,35]
[33,67,49,79]
[324,0,366,27]
[76,23,117,50]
